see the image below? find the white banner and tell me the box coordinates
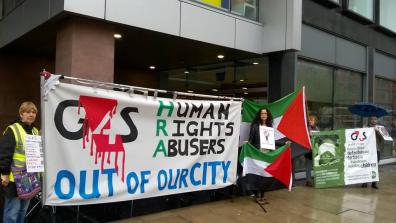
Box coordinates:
[43,83,241,206]
[344,128,379,185]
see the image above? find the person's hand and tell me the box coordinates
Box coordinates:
[1,175,10,187]
[285,141,292,146]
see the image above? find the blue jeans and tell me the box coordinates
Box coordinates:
[3,196,30,223]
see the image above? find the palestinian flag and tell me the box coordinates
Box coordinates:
[240,143,292,190]
[240,87,311,149]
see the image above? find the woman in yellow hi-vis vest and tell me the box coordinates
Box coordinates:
[0,102,39,223]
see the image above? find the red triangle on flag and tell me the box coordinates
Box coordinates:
[277,88,311,149]
[264,147,292,190]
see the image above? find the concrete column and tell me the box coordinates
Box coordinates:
[55,17,115,82]
[367,47,375,103]
[268,50,297,102]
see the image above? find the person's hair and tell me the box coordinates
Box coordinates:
[308,115,318,123]
[19,101,38,115]
[252,107,273,127]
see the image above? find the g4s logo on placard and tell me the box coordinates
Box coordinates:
[350,130,367,141]
[54,96,139,182]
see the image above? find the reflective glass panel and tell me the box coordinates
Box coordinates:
[375,78,396,159]
[193,0,258,21]
[162,57,268,101]
[379,0,396,32]
[231,0,258,21]
[348,0,374,20]
[334,69,363,129]
[296,60,333,130]
[197,0,229,10]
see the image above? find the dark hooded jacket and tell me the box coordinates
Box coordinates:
[0,120,36,197]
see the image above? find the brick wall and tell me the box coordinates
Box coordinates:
[0,53,54,130]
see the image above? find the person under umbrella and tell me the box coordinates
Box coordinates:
[361,116,382,189]
[348,103,388,189]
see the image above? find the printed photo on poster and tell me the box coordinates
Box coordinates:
[259,126,275,150]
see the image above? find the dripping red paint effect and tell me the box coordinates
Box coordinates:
[78,95,126,182]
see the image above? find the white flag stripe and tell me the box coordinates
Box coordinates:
[241,157,273,177]
[272,116,286,140]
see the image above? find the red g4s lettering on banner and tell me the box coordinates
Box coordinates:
[54,96,139,182]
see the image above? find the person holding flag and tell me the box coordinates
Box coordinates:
[240,87,311,208]
[246,108,291,204]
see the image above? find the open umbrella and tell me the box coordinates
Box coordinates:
[348,103,388,117]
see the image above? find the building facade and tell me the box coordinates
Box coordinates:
[1,0,396,221]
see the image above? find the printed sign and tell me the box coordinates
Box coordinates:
[259,126,275,150]
[25,135,44,172]
[312,128,379,188]
[43,82,241,205]
[344,128,378,185]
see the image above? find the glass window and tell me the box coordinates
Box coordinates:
[296,60,364,130]
[347,0,374,20]
[379,0,396,32]
[197,0,230,10]
[161,57,268,100]
[296,60,365,173]
[192,0,258,21]
[296,60,334,130]
[334,69,363,129]
[0,0,3,20]
[375,77,396,159]
[231,0,258,21]
[2,0,25,17]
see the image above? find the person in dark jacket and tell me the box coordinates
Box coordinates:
[361,116,382,189]
[249,108,273,150]
[304,115,320,187]
[0,101,39,223]
[246,108,291,204]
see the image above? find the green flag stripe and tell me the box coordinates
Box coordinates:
[242,89,299,122]
[239,143,288,163]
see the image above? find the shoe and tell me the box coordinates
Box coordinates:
[257,198,269,205]
[372,183,378,189]
[306,181,313,187]
[361,183,367,188]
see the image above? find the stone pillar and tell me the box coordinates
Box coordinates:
[268,50,297,102]
[367,47,375,103]
[55,17,115,82]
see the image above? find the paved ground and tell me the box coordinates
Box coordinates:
[113,164,396,223]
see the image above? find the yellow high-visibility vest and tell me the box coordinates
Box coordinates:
[2,123,39,182]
